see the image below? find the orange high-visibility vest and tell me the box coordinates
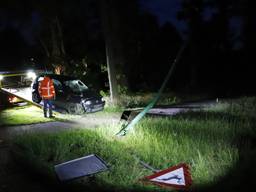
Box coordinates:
[38,77,55,99]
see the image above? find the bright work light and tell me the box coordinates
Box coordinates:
[27,71,36,80]
[0,75,3,80]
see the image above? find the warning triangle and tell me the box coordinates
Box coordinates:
[140,163,192,189]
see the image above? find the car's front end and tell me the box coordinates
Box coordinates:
[64,79,105,113]
[82,97,105,113]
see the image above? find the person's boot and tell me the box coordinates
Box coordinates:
[49,109,54,118]
[44,108,48,117]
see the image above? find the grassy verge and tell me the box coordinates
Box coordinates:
[103,91,211,109]
[0,105,71,126]
[12,97,256,191]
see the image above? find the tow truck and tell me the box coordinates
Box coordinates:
[0,70,42,108]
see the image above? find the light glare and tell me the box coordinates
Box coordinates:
[27,71,36,80]
[85,100,92,105]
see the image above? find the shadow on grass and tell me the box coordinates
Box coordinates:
[190,136,256,192]
[175,111,256,192]
[10,134,152,192]
[143,111,256,192]
[12,137,256,192]
[177,110,255,121]
[7,108,256,192]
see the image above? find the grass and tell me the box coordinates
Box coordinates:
[102,91,213,109]
[10,97,256,191]
[0,105,72,126]
[0,105,56,126]
[103,92,181,109]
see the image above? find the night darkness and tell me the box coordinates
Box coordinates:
[0,1,256,192]
[0,0,254,97]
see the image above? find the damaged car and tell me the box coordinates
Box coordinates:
[31,74,105,114]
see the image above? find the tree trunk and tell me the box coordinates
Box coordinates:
[99,0,121,104]
[105,42,119,104]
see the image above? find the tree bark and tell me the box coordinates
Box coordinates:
[99,0,121,104]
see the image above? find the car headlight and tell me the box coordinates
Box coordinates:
[84,100,92,105]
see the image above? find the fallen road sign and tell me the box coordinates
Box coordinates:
[54,154,108,182]
[140,163,192,190]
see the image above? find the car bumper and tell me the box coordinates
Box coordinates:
[83,101,105,113]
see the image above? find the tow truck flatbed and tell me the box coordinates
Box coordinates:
[0,87,42,108]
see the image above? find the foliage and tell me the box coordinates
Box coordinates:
[117,92,180,108]
[99,90,109,98]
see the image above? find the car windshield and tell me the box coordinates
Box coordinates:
[63,80,88,93]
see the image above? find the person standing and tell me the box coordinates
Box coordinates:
[38,75,56,118]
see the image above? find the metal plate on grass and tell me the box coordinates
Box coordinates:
[54,154,108,181]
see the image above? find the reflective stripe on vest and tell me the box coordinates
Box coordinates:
[39,78,55,99]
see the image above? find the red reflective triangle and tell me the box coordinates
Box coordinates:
[140,163,192,190]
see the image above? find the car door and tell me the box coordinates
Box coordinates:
[52,79,67,110]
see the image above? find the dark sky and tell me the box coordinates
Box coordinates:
[0,0,243,48]
[140,0,187,35]
[0,0,185,64]
[0,0,185,43]
[141,0,242,43]
[0,0,242,70]
[0,0,185,44]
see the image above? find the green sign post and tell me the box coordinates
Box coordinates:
[116,43,187,136]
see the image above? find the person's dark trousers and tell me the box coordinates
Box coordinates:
[43,99,53,117]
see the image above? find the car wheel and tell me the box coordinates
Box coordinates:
[32,92,41,103]
[67,103,84,115]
